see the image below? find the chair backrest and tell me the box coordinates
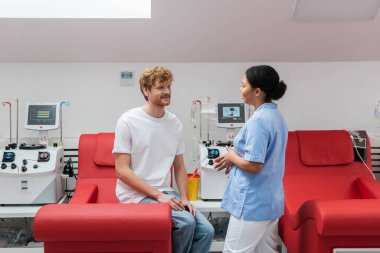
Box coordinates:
[77,133,118,203]
[78,133,116,179]
[76,132,174,203]
[285,130,373,177]
[284,130,374,207]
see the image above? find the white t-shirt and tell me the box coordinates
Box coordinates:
[113,107,185,203]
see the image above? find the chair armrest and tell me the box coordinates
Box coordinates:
[34,203,172,241]
[297,199,380,236]
[69,183,98,203]
[356,177,380,199]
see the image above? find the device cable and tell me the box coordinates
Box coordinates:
[347,130,376,180]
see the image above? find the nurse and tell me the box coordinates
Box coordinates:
[214,65,288,253]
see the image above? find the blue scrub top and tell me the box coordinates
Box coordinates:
[221,103,288,221]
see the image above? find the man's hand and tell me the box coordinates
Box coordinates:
[157,193,185,211]
[181,199,196,216]
[214,147,235,174]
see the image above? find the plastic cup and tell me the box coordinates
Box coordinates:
[187,173,200,201]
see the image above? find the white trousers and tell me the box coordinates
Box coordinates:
[223,216,280,253]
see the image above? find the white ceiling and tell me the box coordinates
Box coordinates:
[0,0,380,62]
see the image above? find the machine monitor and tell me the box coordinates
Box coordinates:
[25,103,60,130]
[216,103,246,128]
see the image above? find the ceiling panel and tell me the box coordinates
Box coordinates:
[0,0,379,62]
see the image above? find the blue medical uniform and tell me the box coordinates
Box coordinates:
[221,103,288,221]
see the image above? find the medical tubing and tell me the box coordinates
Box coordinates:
[353,140,376,180]
[347,130,376,180]
[189,155,208,179]
[189,168,199,179]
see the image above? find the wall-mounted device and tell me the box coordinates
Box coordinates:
[120,70,135,86]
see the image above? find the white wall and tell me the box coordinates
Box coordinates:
[1,62,380,170]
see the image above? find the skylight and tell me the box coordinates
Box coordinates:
[0,0,151,19]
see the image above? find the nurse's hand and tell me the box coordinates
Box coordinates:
[214,147,234,174]
[224,166,232,174]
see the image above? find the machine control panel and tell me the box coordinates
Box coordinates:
[199,144,229,200]
[200,145,228,169]
[0,146,64,204]
[0,147,62,175]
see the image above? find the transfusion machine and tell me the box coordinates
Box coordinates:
[199,144,228,200]
[0,103,64,204]
[200,103,247,200]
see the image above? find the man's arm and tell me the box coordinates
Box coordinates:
[173,154,188,201]
[173,154,195,215]
[114,153,178,204]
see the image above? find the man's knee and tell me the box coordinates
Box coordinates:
[195,219,214,241]
[175,213,196,232]
[203,221,215,239]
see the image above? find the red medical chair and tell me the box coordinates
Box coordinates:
[280,130,380,253]
[34,133,172,253]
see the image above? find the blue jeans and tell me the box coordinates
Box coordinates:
[140,191,214,253]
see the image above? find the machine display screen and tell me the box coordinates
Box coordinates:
[222,106,241,118]
[27,105,57,125]
[217,103,245,125]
